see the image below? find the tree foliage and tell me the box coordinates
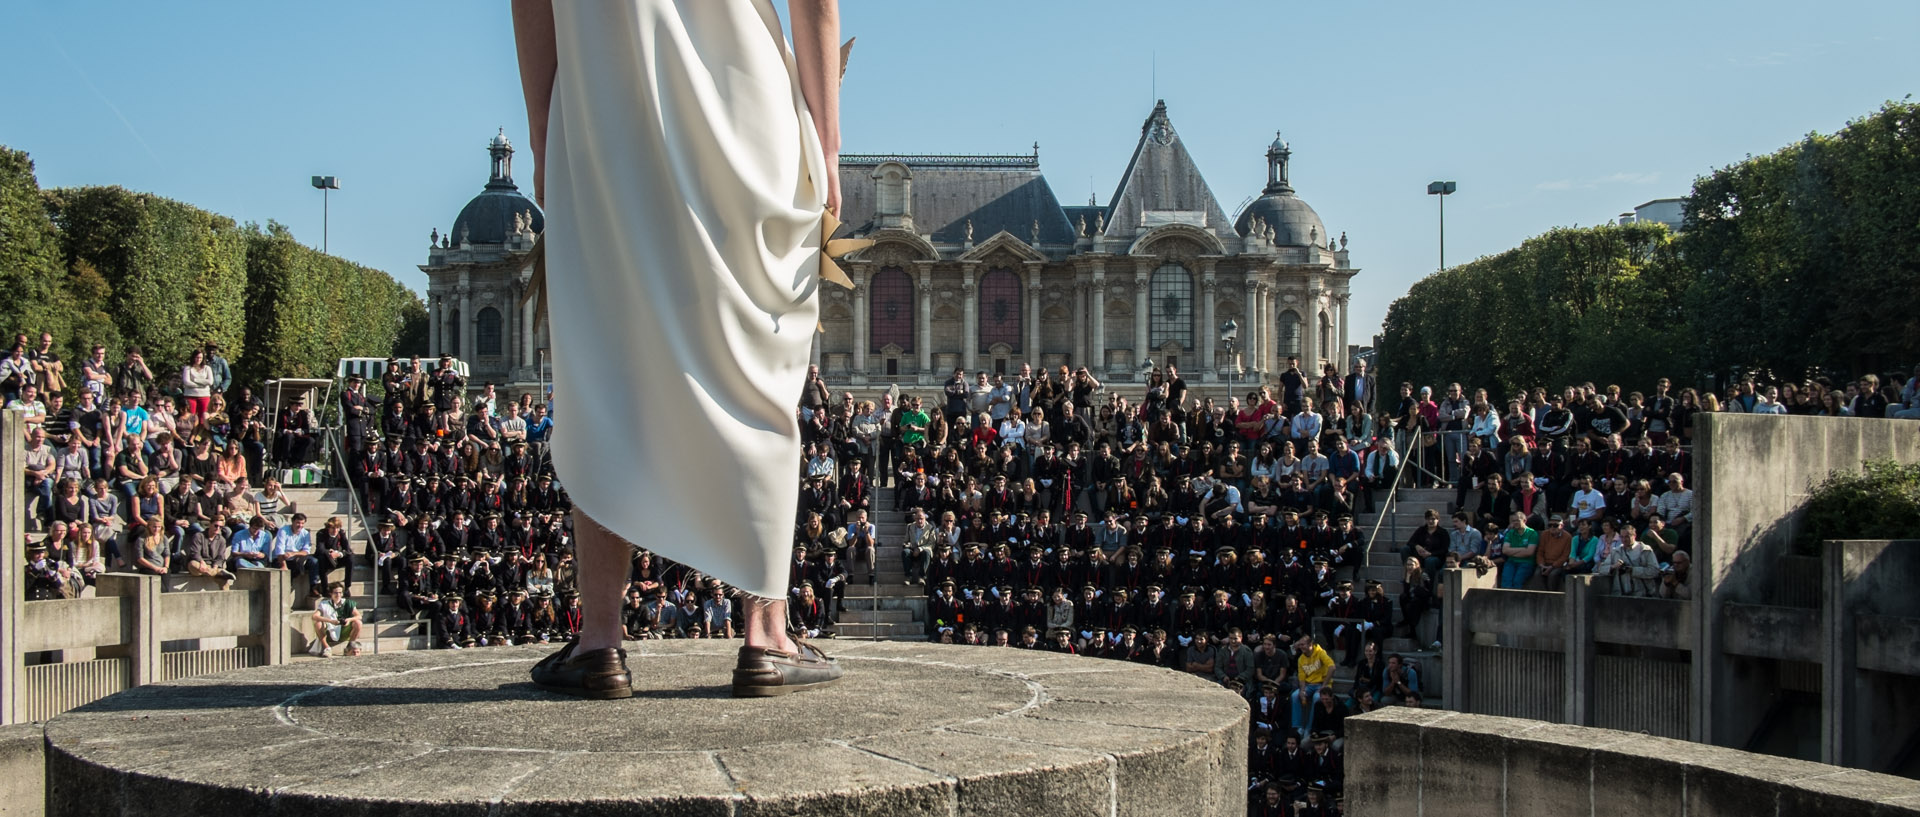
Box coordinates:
[239,221,420,385]
[1798,459,1920,554]
[1378,222,1687,396]
[1380,99,1920,393]
[43,184,249,366]
[0,144,423,394]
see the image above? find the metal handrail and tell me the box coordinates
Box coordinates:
[1360,441,1412,570]
[323,423,386,653]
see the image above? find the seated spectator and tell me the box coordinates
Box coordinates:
[309,582,363,657]
[1496,512,1539,589]
[1606,524,1661,597]
[270,513,322,598]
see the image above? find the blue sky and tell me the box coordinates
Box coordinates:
[5,1,1915,339]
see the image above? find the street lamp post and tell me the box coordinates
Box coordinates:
[1219,319,1239,403]
[311,175,340,254]
[1426,180,1456,270]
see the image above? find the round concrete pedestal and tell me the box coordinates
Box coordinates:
[47,640,1247,816]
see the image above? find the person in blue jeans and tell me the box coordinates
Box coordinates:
[1497,511,1540,589]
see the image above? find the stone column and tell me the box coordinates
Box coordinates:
[234,567,289,666]
[810,329,823,369]
[1088,264,1107,373]
[459,281,475,364]
[1133,260,1153,378]
[95,573,160,687]
[0,411,23,724]
[851,264,870,378]
[1337,292,1351,368]
[1071,282,1086,370]
[1442,566,1501,713]
[1242,280,1259,381]
[1200,259,1217,375]
[1301,287,1318,374]
[915,262,933,376]
[1025,262,1044,368]
[961,262,978,373]
[1565,574,1600,726]
[428,295,441,358]
[522,290,536,369]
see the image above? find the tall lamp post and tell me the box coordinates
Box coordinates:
[1219,319,1239,402]
[1426,180,1455,270]
[311,175,340,254]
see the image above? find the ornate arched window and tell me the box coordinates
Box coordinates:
[869,266,913,352]
[1277,310,1302,360]
[1149,264,1193,351]
[977,268,1021,353]
[476,307,503,356]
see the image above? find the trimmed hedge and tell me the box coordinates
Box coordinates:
[239,223,418,384]
[44,184,249,367]
[1,144,422,393]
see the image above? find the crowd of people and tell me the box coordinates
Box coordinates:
[16,329,1920,813]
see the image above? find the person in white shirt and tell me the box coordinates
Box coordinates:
[1570,476,1607,524]
[1606,525,1661,597]
[804,443,835,481]
[986,373,1015,424]
[998,412,1027,455]
[1289,405,1322,452]
[1654,472,1693,548]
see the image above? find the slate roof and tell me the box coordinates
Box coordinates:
[1099,100,1238,245]
[836,154,1078,246]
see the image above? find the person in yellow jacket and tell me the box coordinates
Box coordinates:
[1291,633,1334,741]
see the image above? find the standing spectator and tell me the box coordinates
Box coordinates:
[0,344,34,402]
[79,345,112,403]
[1290,634,1334,741]
[203,342,232,396]
[22,427,55,524]
[115,347,156,403]
[180,349,217,419]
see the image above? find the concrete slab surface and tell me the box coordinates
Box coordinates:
[45,640,1247,816]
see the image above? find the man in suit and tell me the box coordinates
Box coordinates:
[1343,359,1376,430]
[340,373,372,456]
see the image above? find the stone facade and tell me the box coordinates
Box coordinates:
[420,130,546,393]
[423,101,1362,394]
[821,100,1359,386]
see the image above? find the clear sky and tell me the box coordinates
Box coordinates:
[5,1,1915,340]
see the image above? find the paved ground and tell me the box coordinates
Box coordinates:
[46,640,1248,817]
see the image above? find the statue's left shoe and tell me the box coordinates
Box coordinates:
[731,636,844,697]
[530,642,633,700]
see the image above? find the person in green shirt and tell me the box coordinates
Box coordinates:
[1497,511,1539,589]
[898,395,930,453]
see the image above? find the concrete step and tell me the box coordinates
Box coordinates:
[834,622,926,639]
[837,594,927,615]
[836,608,916,624]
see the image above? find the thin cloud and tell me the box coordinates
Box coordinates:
[41,31,163,167]
[1537,172,1660,192]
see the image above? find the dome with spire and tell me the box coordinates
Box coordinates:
[452,129,543,246]
[1234,131,1326,247]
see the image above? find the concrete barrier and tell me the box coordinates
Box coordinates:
[0,723,44,817]
[1345,707,1920,817]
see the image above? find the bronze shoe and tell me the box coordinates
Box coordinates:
[530,642,633,700]
[731,637,844,698]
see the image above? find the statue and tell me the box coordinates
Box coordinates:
[1031,219,1041,245]
[1310,225,1319,245]
[513,211,525,235]
[460,224,471,246]
[1340,231,1347,250]
[965,219,974,243]
[1094,212,1105,233]
[1078,214,1087,236]
[431,227,440,246]
[1328,238,1336,252]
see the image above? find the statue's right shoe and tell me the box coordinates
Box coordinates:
[731,638,844,698]
[530,642,633,700]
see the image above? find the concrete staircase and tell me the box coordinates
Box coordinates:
[1337,485,1452,705]
[281,487,431,655]
[836,486,929,640]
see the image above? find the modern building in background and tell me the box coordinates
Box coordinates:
[420,101,1364,392]
[1618,197,1686,232]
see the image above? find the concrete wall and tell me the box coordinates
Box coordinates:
[1345,708,1920,817]
[1692,413,1920,748]
[0,723,44,817]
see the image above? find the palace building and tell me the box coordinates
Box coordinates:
[421,101,1360,393]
